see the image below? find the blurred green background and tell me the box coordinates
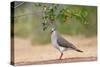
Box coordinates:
[13,2,97,44]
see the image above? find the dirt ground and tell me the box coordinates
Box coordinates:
[14,35,97,65]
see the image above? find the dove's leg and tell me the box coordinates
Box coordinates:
[59,53,63,60]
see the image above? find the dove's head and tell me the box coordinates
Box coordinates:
[50,27,56,34]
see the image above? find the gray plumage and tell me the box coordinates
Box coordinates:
[57,35,83,52]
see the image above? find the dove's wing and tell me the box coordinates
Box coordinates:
[57,35,83,52]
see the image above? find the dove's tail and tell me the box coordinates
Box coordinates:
[75,49,83,52]
[71,47,83,52]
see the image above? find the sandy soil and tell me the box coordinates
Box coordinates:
[14,35,97,64]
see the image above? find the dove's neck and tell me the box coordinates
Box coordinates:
[51,31,58,45]
[51,31,57,39]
